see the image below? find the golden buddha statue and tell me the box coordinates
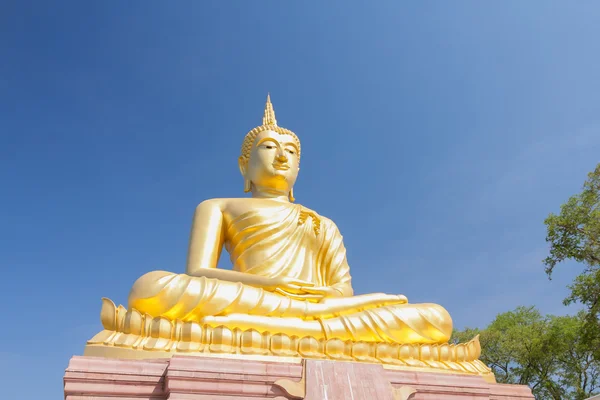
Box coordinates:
[127,95,451,345]
[85,95,491,380]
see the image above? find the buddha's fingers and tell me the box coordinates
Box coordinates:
[274,288,322,302]
[271,284,302,293]
[318,293,408,315]
[270,277,314,293]
[299,286,339,297]
[346,293,408,307]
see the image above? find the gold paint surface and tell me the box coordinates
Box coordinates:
[85,299,493,379]
[84,95,493,380]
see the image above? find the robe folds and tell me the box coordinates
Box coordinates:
[129,203,452,344]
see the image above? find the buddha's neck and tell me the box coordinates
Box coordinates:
[251,184,290,202]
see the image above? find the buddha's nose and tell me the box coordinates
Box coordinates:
[276,154,288,163]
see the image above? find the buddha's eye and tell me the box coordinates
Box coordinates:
[265,145,275,149]
[286,149,295,155]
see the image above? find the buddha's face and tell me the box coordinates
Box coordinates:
[240,130,300,193]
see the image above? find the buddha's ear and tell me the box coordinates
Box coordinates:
[238,156,252,193]
[238,156,248,176]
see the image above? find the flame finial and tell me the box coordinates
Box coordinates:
[262,93,277,126]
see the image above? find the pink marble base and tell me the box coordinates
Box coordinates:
[64,355,534,399]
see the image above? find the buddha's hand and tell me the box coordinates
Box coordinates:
[298,286,341,299]
[319,293,408,310]
[263,276,314,295]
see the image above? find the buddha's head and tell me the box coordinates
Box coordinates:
[239,95,301,201]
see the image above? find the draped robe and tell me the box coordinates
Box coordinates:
[129,203,452,344]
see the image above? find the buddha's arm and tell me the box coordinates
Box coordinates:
[185,200,311,292]
[185,200,267,285]
[185,200,225,273]
[323,223,354,297]
[330,265,354,297]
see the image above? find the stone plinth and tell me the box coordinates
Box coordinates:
[64,355,534,399]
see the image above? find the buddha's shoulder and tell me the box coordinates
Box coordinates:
[196,197,294,212]
[195,199,337,227]
[196,197,247,210]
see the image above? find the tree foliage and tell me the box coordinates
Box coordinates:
[544,163,600,357]
[544,163,600,276]
[452,307,600,400]
[450,165,600,398]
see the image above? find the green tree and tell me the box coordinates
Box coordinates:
[544,163,600,355]
[453,306,564,399]
[452,307,599,399]
[549,313,600,399]
[544,163,600,275]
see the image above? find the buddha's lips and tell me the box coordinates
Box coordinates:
[273,163,290,170]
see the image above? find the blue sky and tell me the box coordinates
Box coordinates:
[1,2,599,398]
